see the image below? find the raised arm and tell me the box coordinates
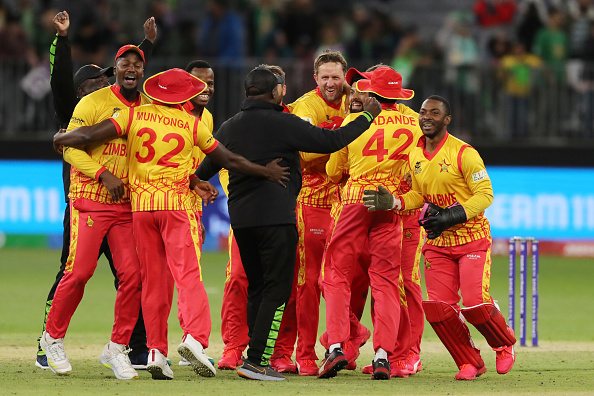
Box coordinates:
[50,11,76,127]
[137,16,157,64]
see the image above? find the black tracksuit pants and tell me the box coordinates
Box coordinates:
[234,224,299,366]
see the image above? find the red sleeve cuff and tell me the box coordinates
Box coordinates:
[110,118,123,135]
[95,167,108,181]
[202,139,219,154]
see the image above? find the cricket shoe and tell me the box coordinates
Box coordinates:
[296,359,318,376]
[99,342,138,380]
[372,358,390,380]
[131,351,171,369]
[218,348,243,370]
[237,359,285,381]
[180,354,214,366]
[177,334,216,377]
[39,331,71,376]
[270,355,297,373]
[455,364,487,381]
[342,340,360,366]
[147,349,173,380]
[35,354,49,370]
[318,348,348,379]
[346,360,357,370]
[495,328,516,374]
[361,364,373,375]
[390,359,409,378]
[406,351,422,374]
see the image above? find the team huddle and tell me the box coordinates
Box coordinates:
[36,11,516,382]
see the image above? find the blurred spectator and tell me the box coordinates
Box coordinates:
[315,22,346,58]
[70,13,110,66]
[200,0,245,61]
[473,0,517,26]
[437,10,480,139]
[0,10,37,65]
[390,25,435,85]
[279,0,319,59]
[516,0,546,51]
[346,9,396,61]
[247,0,282,57]
[170,19,199,58]
[498,40,544,137]
[487,30,512,66]
[567,0,594,58]
[148,0,175,56]
[567,21,594,136]
[532,8,569,82]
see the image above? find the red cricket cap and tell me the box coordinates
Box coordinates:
[355,67,414,100]
[115,44,146,65]
[345,67,372,85]
[143,68,207,104]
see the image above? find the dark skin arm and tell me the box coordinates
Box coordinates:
[98,169,125,202]
[53,118,118,152]
[190,178,219,206]
[204,146,289,188]
[54,120,290,187]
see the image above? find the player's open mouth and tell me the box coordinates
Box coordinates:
[124,76,136,83]
[351,100,363,109]
[422,122,433,129]
[198,94,210,100]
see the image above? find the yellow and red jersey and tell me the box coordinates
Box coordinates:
[290,88,348,208]
[110,102,218,212]
[402,132,494,247]
[181,105,214,213]
[326,103,423,207]
[65,85,150,204]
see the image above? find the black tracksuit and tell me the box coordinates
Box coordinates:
[38,34,152,358]
[197,98,374,366]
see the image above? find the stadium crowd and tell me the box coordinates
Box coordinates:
[3,0,594,141]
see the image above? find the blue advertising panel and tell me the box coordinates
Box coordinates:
[0,160,66,233]
[486,167,594,240]
[1,161,593,245]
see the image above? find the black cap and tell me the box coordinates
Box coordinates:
[244,66,284,96]
[73,64,114,91]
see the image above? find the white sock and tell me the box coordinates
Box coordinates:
[329,343,341,353]
[374,348,387,361]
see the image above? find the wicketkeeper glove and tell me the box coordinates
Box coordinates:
[362,185,402,212]
[418,202,467,239]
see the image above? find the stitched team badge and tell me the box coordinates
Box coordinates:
[87,216,94,227]
[439,159,451,173]
[414,161,422,175]
[405,229,412,239]
[424,258,431,269]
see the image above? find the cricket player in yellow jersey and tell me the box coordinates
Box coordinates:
[325,65,425,378]
[288,50,353,376]
[177,60,216,368]
[363,95,516,381]
[53,68,289,381]
[40,45,151,380]
[319,67,420,380]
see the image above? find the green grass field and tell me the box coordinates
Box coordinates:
[1,248,593,395]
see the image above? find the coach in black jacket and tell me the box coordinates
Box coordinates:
[196,66,381,381]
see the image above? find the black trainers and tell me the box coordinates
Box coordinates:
[372,358,390,380]
[318,348,348,379]
[237,359,285,381]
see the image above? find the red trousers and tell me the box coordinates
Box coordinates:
[400,214,425,355]
[322,203,401,353]
[423,237,493,307]
[295,203,332,360]
[133,210,210,356]
[220,228,297,355]
[46,198,141,344]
